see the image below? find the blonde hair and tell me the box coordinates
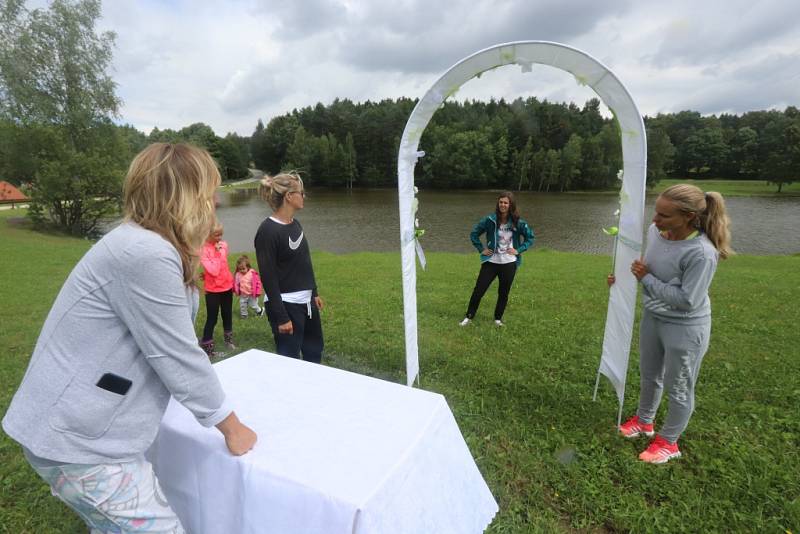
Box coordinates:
[236,255,252,271]
[660,184,733,259]
[259,171,303,210]
[209,220,224,239]
[123,143,221,284]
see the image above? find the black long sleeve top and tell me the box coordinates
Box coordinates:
[254,217,318,325]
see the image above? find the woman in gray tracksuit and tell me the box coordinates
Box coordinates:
[610,183,732,464]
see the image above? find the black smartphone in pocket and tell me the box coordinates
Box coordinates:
[96,373,133,395]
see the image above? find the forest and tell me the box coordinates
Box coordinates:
[247,97,800,193]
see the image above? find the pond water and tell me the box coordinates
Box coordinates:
[216,188,800,256]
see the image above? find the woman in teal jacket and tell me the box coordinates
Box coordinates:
[460,191,535,326]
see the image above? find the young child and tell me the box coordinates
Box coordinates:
[233,255,264,319]
[200,221,235,357]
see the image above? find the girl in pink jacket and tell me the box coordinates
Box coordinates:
[200,222,235,356]
[233,255,264,318]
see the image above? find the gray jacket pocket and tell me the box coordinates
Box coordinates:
[49,377,128,439]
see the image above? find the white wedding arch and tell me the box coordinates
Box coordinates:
[396,41,647,421]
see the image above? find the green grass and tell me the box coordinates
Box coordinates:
[654,178,800,197]
[1,210,799,533]
[219,180,260,191]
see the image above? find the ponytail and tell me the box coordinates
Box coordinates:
[699,191,733,259]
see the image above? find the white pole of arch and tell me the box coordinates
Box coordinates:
[398,42,647,417]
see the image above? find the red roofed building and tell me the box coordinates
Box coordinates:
[0,181,30,207]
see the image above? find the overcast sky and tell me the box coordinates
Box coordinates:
[83,0,800,135]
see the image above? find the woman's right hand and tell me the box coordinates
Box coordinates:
[481,248,493,256]
[607,274,615,287]
[631,259,649,280]
[216,412,257,456]
[278,320,293,334]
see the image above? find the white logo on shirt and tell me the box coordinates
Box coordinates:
[289,232,304,250]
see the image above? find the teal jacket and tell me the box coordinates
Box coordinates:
[470,213,535,266]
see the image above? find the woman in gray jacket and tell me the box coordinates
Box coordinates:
[2,143,256,532]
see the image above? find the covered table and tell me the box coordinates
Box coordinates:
[148,349,498,533]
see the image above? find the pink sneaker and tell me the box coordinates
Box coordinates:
[619,415,655,438]
[639,435,681,464]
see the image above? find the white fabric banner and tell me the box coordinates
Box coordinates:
[398,42,647,410]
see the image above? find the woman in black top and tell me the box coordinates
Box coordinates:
[254,172,324,363]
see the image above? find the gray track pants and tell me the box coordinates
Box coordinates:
[636,311,711,443]
[239,295,262,317]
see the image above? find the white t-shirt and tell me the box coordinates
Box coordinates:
[490,222,517,264]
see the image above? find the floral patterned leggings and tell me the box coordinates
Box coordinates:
[27,454,184,533]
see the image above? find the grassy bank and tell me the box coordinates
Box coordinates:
[653,179,800,197]
[220,177,800,197]
[220,180,261,191]
[1,210,798,533]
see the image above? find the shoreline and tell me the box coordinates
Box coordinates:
[219,178,800,197]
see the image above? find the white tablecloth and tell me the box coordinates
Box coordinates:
[148,349,498,534]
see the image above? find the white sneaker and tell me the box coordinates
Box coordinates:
[459,317,471,326]
[494,320,504,326]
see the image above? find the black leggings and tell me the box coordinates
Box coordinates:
[267,301,324,364]
[465,261,518,320]
[202,289,233,341]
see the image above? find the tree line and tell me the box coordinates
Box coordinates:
[251,97,799,193]
[2,1,797,238]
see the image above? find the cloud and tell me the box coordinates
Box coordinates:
[79,0,800,135]
[676,52,800,113]
[218,66,282,114]
[99,1,287,133]
[252,0,347,37]
[645,0,800,67]
[337,0,633,74]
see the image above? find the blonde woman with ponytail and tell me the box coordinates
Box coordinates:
[255,171,325,363]
[3,143,256,532]
[609,183,732,464]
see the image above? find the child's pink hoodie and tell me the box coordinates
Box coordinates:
[201,240,234,292]
[234,269,263,297]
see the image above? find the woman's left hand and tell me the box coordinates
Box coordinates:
[314,296,324,311]
[507,247,518,256]
[631,259,649,280]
